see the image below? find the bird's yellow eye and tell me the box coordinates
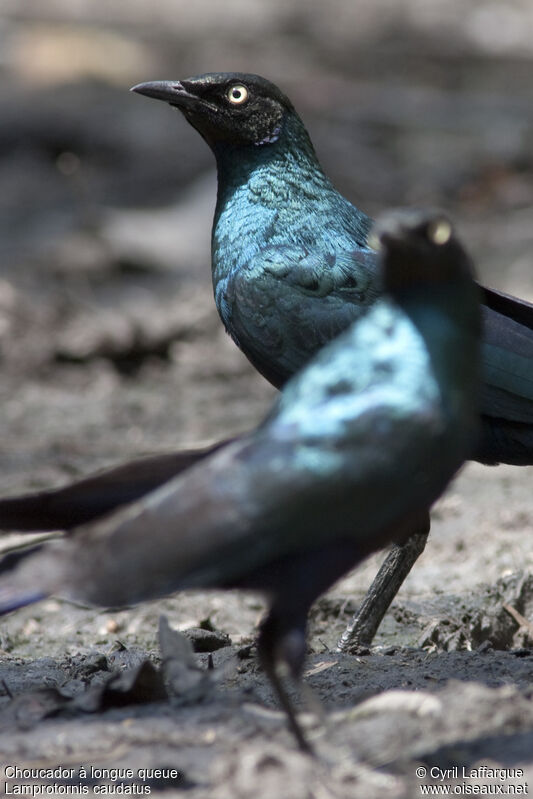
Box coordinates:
[427,219,452,246]
[227,84,249,105]
[367,232,381,252]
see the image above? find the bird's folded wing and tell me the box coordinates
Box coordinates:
[224,244,380,387]
[480,287,533,423]
[482,285,533,332]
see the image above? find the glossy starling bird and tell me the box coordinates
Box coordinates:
[0,210,481,750]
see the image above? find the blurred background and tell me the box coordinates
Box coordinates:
[1,0,533,491]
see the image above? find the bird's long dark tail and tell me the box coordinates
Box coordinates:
[0,439,235,532]
[0,541,54,614]
[0,585,47,615]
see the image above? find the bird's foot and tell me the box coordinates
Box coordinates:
[336,530,429,653]
[258,615,317,753]
[267,662,314,754]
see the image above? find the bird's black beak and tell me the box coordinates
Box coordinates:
[130,80,199,109]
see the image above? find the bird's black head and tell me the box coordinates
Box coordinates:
[131,72,296,150]
[372,209,476,295]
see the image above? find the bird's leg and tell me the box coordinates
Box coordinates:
[266,661,313,754]
[336,513,431,653]
[257,612,313,754]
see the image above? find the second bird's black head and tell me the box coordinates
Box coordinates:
[373,209,476,294]
[132,72,297,150]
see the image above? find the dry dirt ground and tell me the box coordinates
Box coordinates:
[0,2,533,797]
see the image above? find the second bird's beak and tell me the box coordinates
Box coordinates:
[131,80,198,109]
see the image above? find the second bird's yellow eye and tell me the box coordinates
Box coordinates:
[227,84,249,105]
[367,232,381,252]
[427,219,452,246]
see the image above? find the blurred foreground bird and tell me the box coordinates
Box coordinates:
[0,211,481,750]
[2,73,533,649]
